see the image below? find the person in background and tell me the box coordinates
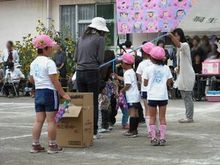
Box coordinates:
[191,36,204,64]
[121,40,137,56]
[207,44,220,59]
[0,63,4,90]
[169,28,195,123]
[143,46,173,146]
[157,40,170,65]
[200,35,211,61]
[74,17,109,139]
[115,53,140,138]
[30,34,70,154]
[193,54,205,101]
[98,81,110,133]
[193,55,202,74]
[2,41,19,67]
[136,42,154,137]
[3,62,24,97]
[53,45,67,88]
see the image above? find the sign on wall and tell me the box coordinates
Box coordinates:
[116,0,192,34]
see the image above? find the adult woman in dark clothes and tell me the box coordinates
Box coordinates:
[74,17,109,139]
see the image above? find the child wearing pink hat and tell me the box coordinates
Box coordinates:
[115,53,141,137]
[30,34,70,154]
[136,42,154,137]
[143,46,173,146]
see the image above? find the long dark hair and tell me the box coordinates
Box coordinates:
[83,27,105,39]
[100,50,115,81]
[173,28,187,43]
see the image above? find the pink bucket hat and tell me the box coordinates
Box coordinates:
[141,42,155,55]
[149,46,165,60]
[33,34,56,49]
[119,53,135,64]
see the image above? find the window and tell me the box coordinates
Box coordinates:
[60,4,115,46]
[78,5,95,37]
[97,4,115,46]
[60,5,76,39]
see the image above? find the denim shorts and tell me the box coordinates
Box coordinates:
[35,89,59,112]
[148,100,168,107]
[127,102,140,109]
[141,92,147,99]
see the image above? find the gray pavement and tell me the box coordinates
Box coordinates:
[0,97,220,165]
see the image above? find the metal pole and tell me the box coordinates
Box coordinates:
[46,0,51,29]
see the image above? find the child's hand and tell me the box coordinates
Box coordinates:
[62,93,71,101]
[111,73,118,80]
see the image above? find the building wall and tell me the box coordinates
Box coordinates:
[0,0,150,52]
[0,0,47,50]
[0,0,116,51]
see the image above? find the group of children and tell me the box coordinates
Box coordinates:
[98,42,173,146]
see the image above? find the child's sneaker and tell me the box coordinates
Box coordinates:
[30,144,45,153]
[109,125,113,130]
[159,139,166,146]
[47,144,63,154]
[122,124,129,130]
[151,138,159,146]
[98,128,110,133]
[93,133,102,140]
[123,130,138,138]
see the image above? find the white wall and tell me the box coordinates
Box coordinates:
[132,33,158,48]
[0,0,47,50]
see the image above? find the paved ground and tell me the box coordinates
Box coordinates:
[0,97,220,165]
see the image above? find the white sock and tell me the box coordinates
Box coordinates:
[32,139,39,145]
[49,140,56,145]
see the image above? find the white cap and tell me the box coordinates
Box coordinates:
[88,17,109,32]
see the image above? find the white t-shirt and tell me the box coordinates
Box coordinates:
[143,64,172,101]
[124,69,140,103]
[136,59,153,92]
[30,56,57,90]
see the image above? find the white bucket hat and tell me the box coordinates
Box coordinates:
[88,17,109,32]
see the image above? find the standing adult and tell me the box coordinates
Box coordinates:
[169,28,195,123]
[74,17,109,139]
[2,41,19,67]
[200,35,211,61]
[53,45,67,87]
[191,36,204,65]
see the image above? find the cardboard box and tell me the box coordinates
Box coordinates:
[202,59,220,75]
[57,93,94,148]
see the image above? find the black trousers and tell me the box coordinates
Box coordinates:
[101,110,109,129]
[76,70,100,135]
[137,102,145,122]
[109,95,117,126]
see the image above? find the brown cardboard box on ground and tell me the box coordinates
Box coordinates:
[56,93,94,148]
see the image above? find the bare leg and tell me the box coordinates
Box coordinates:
[46,112,57,142]
[32,112,46,144]
[159,106,167,140]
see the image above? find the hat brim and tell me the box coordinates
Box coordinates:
[88,24,109,32]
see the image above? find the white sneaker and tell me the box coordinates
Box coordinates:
[98,128,110,133]
[93,134,102,140]
[109,126,113,130]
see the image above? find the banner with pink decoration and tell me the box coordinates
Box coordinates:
[116,0,192,34]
